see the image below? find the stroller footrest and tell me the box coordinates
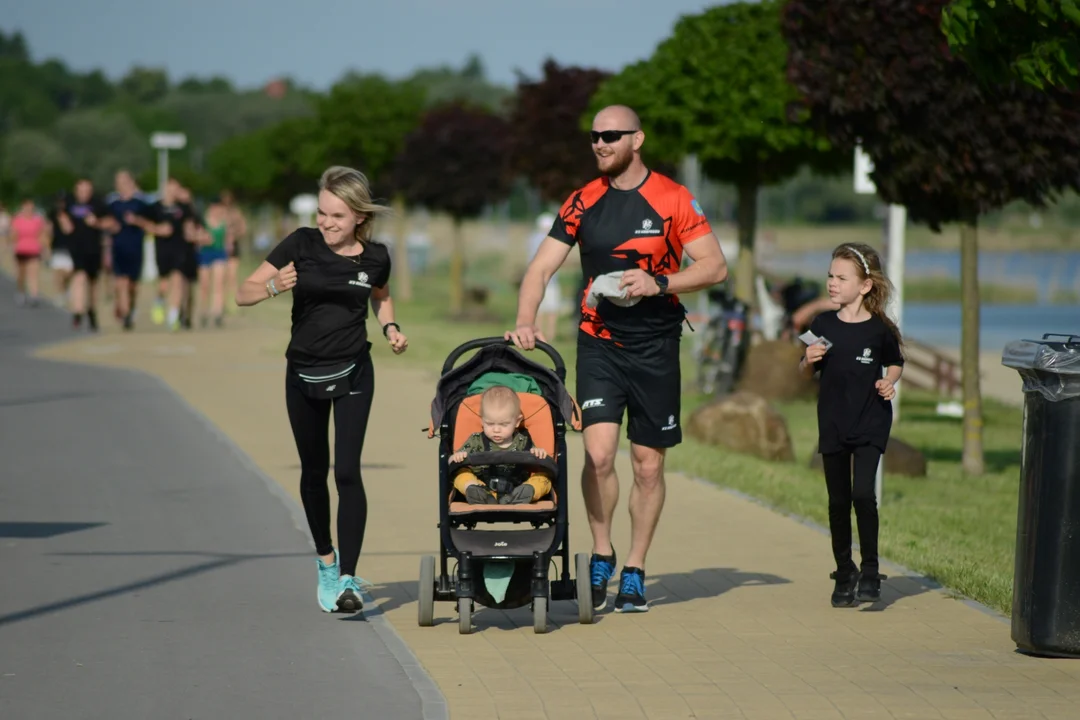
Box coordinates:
[449,500,556,515]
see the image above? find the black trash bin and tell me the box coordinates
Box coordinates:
[1002,333,1080,658]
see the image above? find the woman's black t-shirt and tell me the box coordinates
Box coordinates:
[265,228,391,368]
[810,311,904,454]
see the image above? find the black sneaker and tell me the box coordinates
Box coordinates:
[829,570,859,608]
[589,550,616,611]
[87,308,98,332]
[856,573,886,603]
[614,566,649,613]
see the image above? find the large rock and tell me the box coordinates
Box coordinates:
[809,437,928,477]
[737,340,818,402]
[687,391,796,462]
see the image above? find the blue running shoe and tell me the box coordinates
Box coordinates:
[316,550,340,613]
[589,550,617,611]
[614,566,649,613]
[336,575,370,613]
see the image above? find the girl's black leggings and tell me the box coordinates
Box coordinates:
[285,361,374,577]
[822,444,882,577]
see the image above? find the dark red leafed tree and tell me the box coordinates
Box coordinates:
[392,102,513,315]
[782,0,1080,475]
[508,59,611,205]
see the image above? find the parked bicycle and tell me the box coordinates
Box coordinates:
[695,285,750,397]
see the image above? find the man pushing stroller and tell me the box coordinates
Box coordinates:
[450,386,552,505]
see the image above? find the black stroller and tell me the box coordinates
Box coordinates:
[418,337,593,634]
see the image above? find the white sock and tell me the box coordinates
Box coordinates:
[167,308,179,326]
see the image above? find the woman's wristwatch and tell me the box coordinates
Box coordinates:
[382,322,401,338]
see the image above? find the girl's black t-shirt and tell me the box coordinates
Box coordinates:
[266,228,391,368]
[810,310,904,454]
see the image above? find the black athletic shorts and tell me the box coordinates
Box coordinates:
[575,330,682,448]
[155,240,186,277]
[72,250,102,280]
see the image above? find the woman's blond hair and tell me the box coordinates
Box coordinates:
[318,165,390,245]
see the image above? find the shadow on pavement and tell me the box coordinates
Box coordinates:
[0,521,107,539]
[0,550,311,628]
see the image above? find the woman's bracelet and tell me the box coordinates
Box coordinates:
[382,322,401,338]
[266,279,279,298]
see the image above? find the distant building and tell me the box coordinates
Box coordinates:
[264,78,287,99]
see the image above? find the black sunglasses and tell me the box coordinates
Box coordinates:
[590,129,638,144]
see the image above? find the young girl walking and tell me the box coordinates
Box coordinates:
[800,243,904,607]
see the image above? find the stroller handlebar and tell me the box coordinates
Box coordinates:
[441,336,567,380]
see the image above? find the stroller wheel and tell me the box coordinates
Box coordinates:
[533,596,548,634]
[575,553,595,625]
[458,597,473,635]
[418,555,435,627]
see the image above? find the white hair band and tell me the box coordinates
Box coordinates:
[847,246,870,275]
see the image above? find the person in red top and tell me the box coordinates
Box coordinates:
[507,105,729,613]
[10,198,48,307]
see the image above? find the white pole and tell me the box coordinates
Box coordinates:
[885,204,906,421]
[876,203,906,508]
[157,148,169,196]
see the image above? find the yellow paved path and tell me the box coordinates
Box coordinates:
[35,311,1080,720]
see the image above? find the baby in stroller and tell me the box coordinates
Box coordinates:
[450,385,553,505]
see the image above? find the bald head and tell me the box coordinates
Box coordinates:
[593,105,641,132]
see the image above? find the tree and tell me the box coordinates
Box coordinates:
[392,102,513,315]
[176,75,235,94]
[207,115,324,205]
[120,66,170,104]
[941,0,1080,90]
[588,1,842,305]
[404,54,514,112]
[1,130,69,192]
[52,109,152,189]
[314,74,427,299]
[783,0,1080,475]
[508,59,611,204]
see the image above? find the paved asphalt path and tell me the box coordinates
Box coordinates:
[0,280,434,720]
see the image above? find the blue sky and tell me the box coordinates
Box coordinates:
[6,0,722,89]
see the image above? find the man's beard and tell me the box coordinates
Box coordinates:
[598,149,633,178]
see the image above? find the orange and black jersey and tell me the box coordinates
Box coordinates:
[550,170,713,342]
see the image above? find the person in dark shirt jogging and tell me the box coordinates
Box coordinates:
[54,179,112,331]
[236,165,408,614]
[106,169,154,330]
[799,242,905,608]
[507,105,729,614]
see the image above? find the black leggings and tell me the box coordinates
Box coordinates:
[822,444,882,577]
[285,361,374,577]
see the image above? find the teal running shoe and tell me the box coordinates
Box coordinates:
[336,575,370,613]
[316,550,340,613]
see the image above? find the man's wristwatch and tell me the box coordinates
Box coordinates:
[654,274,669,296]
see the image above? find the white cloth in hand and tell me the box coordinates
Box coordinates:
[585,271,642,309]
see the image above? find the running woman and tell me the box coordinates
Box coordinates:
[196,196,231,328]
[799,242,905,607]
[236,165,408,614]
[10,198,47,307]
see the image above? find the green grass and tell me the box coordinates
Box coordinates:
[903,277,1039,304]
[244,255,1024,615]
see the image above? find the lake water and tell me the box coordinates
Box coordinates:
[757,248,1079,352]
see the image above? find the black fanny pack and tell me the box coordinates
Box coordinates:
[289,344,370,400]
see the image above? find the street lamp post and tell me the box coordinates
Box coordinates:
[150,132,187,196]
